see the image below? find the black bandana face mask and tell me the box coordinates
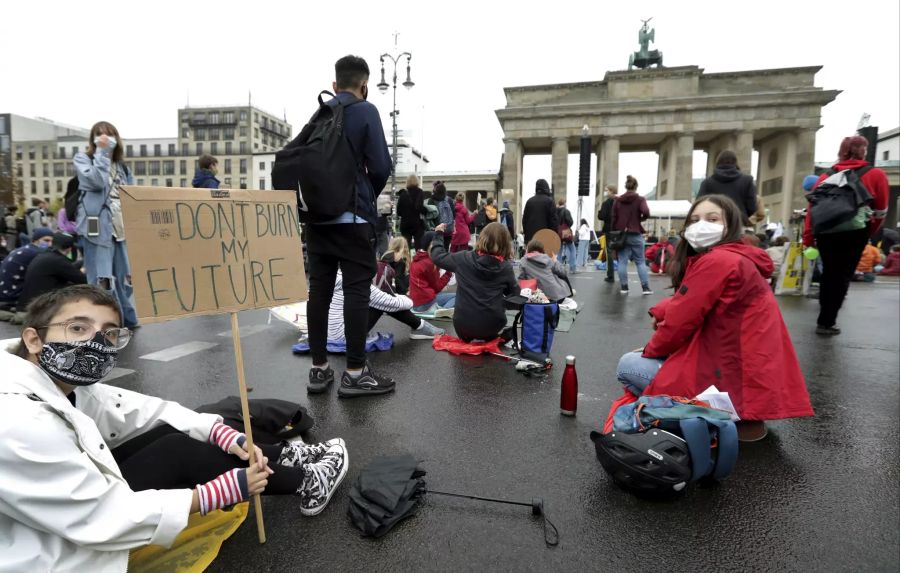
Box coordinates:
[38,332,118,386]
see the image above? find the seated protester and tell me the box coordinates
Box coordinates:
[853,241,883,283]
[645,236,677,275]
[765,236,790,271]
[17,232,86,312]
[518,239,571,302]
[878,244,900,276]
[0,227,53,309]
[431,222,519,342]
[409,231,456,313]
[380,237,410,295]
[322,270,444,349]
[613,195,813,442]
[0,286,349,572]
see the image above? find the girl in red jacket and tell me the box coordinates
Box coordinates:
[450,195,476,253]
[614,195,814,441]
[409,231,456,313]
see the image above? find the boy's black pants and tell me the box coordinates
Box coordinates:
[306,223,377,370]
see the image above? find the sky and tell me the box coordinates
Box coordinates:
[2,0,898,219]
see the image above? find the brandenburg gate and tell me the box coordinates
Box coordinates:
[496,64,839,227]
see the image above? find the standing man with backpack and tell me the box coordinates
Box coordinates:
[282,55,394,396]
[802,135,889,336]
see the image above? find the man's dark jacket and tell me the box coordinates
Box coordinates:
[323,92,392,225]
[697,165,758,221]
[522,191,559,243]
[598,197,615,233]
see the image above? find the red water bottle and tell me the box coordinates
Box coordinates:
[560,355,578,416]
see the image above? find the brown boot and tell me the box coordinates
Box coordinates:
[736,420,768,442]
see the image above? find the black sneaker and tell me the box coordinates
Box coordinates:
[642,285,653,295]
[604,277,615,283]
[307,366,334,394]
[338,362,396,398]
[816,325,841,336]
[620,285,629,294]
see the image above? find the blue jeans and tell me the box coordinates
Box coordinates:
[616,351,665,396]
[412,292,456,313]
[560,241,576,272]
[576,240,590,267]
[83,239,138,327]
[617,233,650,288]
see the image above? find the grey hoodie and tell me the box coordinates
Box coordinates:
[518,252,571,302]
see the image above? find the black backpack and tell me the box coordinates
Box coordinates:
[64,177,80,222]
[272,91,362,223]
[806,166,873,234]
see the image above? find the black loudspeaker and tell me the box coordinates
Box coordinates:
[578,136,591,197]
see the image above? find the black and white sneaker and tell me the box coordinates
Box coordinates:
[298,440,349,516]
[642,285,653,295]
[307,366,334,394]
[278,437,340,468]
[338,362,396,398]
[620,285,629,294]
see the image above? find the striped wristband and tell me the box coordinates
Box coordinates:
[209,421,246,453]
[197,468,249,515]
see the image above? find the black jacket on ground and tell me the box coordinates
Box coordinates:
[18,250,86,308]
[598,197,615,233]
[397,186,425,234]
[697,165,758,220]
[522,192,559,243]
[431,231,518,341]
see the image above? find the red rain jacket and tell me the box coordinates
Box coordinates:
[802,159,889,247]
[409,251,452,307]
[639,241,813,421]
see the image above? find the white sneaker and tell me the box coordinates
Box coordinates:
[434,308,455,318]
[298,440,349,516]
[410,320,445,340]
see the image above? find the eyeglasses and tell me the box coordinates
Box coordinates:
[38,320,132,350]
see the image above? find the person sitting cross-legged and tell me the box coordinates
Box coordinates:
[0,285,349,572]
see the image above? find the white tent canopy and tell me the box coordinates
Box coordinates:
[645,200,692,219]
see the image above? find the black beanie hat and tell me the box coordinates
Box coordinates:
[421,231,436,250]
[52,232,76,250]
[536,179,551,195]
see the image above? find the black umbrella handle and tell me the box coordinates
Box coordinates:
[425,489,559,547]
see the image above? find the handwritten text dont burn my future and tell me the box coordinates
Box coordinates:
[146,201,299,316]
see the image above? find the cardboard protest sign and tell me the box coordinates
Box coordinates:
[120,187,307,323]
[533,229,562,256]
[774,242,814,296]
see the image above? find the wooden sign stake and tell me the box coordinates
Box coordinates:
[230,312,266,544]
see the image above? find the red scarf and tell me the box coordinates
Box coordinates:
[477,250,505,262]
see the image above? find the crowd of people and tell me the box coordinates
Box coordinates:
[0,52,896,570]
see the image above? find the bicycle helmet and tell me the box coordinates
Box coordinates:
[590,429,692,498]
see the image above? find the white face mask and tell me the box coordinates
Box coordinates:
[684,220,725,250]
[93,136,117,150]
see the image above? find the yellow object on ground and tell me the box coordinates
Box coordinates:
[128,502,248,573]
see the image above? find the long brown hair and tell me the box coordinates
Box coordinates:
[476,222,513,260]
[87,121,124,163]
[667,195,745,288]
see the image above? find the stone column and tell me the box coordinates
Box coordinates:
[594,144,605,225]
[501,138,523,228]
[780,131,799,225]
[735,130,754,174]
[598,137,620,195]
[551,137,569,200]
[674,133,694,200]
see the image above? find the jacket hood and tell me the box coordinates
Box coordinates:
[617,191,641,204]
[712,241,775,279]
[413,251,431,263]
[192,169,218,187]
[831,159,871,172]
[524,252,553,269]
[712,164,742,182]
[471,252,508,277]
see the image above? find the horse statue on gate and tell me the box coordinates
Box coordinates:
[629,18,663,70]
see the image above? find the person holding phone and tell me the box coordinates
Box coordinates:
[73,122,138,327]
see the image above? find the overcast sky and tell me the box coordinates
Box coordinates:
[2,0,897,219]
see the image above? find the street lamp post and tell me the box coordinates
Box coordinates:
[377,51,414,232]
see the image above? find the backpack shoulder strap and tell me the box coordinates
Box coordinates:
[853,165,874,178]
[706,419,739,480]
[678,418,714,481]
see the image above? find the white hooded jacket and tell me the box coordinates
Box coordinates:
[0,349,220,573]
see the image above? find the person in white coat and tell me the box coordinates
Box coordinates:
[0,285,348,573]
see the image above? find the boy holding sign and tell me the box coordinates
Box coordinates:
[0,285,348,572]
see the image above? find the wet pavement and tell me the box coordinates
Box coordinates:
[2,271,898,572]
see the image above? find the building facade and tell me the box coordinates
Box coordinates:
[2,106,292,207]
